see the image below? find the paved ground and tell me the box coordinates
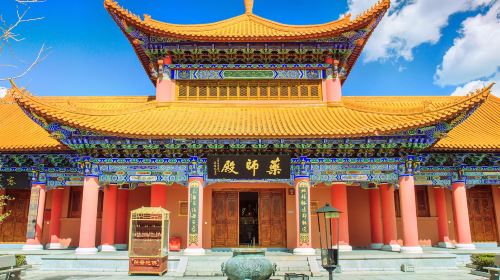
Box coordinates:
[20,268,484,280]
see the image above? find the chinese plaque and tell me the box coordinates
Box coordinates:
[297,180,310,245]
[0,172,31,189]
[207,155,290,180]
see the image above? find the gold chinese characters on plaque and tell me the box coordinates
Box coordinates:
[207,154,290,180]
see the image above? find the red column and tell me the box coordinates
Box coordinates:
[398,175,422,253]
[324,57,342,102]
[434,187,453,248]
[23,184,46,250]
[292,176,315,255]
[100,184,118,251]
[156,56,175,102]
[184,176,205,255]
[331,183,351,251]
[369,188,383,249]
[75,177,100,254]
[380,183,400,251]
[150,183,167,208]
[452,182,475,249]
[46,188,64,249]
[115,188,129,250]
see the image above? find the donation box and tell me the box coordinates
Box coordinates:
[128,207,170,276]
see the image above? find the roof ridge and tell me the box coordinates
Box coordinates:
[11,85,159,117]
[342,86,491,116]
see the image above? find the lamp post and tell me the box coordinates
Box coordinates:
[316,203,342,280]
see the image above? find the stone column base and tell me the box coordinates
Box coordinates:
[369,243,384,250]
[114,244,128,250]
[438,242,455,249]
[22,244,44,251]
[46,243,63,250]
[293,247,316,255]
[335,245,353,252]
[99,244,117,252]
[455,243,476,250]
[183,248,206,256]
[75,247,98,254]
[400,246,423,254]
[381,244,401,252]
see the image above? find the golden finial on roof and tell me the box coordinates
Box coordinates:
[244,0,254,14]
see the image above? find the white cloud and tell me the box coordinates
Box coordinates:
[0,87,7,98]
[348,0,493,62]
[450,72,499,97]
[435,2,500,87]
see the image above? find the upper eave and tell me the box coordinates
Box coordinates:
[104,0,390,42]
[9,84,493,141]
[104,0,390,85]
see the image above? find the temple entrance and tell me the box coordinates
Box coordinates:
[239,192,258,246]
[467,186,498,242]
[0,190,30,243]
[211,189,286,248]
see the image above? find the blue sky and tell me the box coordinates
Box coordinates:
[0,0,498,97]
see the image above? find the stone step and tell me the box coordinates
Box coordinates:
[274,271,312,276]
[184,254,312,277]
[184,271,225,277]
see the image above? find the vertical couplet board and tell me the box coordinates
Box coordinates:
[297,181,310,246]
[188,181,200,246]
[25,187,40,239]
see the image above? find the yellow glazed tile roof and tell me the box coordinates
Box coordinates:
[104,0,390,41]
[9,85,492,143]
[433,95,500,151]
[0,92,66,152]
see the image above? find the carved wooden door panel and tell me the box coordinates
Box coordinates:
[0,190,30,243]
[212,192,227,247]
[212,191,239,247]
[226,192,239,247]
[467,186,497,242]
[258,192,271,247]
[269,191,286,247]
[259,190,286,247]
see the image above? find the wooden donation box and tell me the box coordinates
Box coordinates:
[128,207,170,276]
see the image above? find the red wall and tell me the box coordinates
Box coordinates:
[165,184,188,248]
[37,184,498,249]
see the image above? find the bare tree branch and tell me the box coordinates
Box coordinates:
[0,43,47,81]
[1,4,44,44]
[0,0,46,82]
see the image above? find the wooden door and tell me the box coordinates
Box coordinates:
[0,190,30,243]
[212,191,239,247]
[467,186,497,242]
[259,190,286,247]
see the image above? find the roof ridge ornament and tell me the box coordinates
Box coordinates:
[244,0,254,14]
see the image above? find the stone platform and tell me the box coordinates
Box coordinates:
[1,247,499,277]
